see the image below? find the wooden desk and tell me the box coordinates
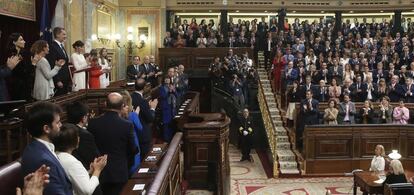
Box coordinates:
[354,171,385,195]
[0,119,25,164]
[132,143,168,179]
[120,178,152,195]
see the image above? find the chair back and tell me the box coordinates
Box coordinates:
[0,160,23,195]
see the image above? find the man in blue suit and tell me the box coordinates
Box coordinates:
[131,78,158,159]
[22,102,73,195]
[284,61,298,86]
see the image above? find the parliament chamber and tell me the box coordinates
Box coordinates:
[2,0,414,194]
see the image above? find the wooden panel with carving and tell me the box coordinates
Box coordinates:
[304,125,414,175]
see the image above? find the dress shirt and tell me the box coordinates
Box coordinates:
[57,152,99,195]
[35,138,57,158]
[267,39,272,51]
[344,103,350,121]
[369,155,385,171]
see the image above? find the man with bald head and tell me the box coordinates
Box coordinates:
[139,55,155,83]
[148,55,162,87]
[88,92,138,195]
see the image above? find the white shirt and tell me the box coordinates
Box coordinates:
[35,138,57,158]
[369,155,385,171]
[344,103,350,121]
[57,152,99,195]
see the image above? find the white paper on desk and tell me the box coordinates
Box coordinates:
[174,115,181,118]
[138,168,149,173]
[127,82,135,86]
[133,184,145,190]
[374,179,385,184]
[179,108,184,111]
[178,112,184,115]
[153,147,161,152]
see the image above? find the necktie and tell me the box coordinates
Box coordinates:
[60,43,67,58]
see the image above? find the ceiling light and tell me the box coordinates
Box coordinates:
[292,10,296,13]
[264,10,268,13]
[321,11,325,13]
[349,10,354,13]
[236,10,239,12]
[380,10,384,13]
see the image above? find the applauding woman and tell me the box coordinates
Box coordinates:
[54,124,107,195]
[393,100,410,124]
[324,99,338,125]
[31,40,64,100]
[369,145,385,172]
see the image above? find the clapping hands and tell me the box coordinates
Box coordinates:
[16,165,50,195]
[55,59,65,67]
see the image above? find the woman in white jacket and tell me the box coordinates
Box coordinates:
[369,144,386,172]
[31,40,64,100]
[53,123,107,195]
[71,40,88,91]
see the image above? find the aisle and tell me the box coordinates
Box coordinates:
[187,145,360,195]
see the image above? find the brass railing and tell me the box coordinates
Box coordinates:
[257,78,279,177]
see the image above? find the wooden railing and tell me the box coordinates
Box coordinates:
[146,132,183,195]
[257,79,279,177]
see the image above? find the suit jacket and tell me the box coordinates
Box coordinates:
[131,91,156,145]
[300,98,319,125]
[72,126,100,169]
[126,64,140,81]
[350,82,368,102]
[46,41,71,93]
[0,66,11,101]
[338,101,356,124]
[402,84,414,103]
[388,83,403,102]
[22,140,73,195]
[88,111,138,183]
[315,86,329,102]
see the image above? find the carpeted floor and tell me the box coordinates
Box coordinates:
[186,145,361,195]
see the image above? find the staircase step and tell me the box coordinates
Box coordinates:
[278,161,298,169]
[276,142,291,150]
[279,169,300,174]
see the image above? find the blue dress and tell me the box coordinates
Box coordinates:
[160,84,177,142]
[128,111,143,175]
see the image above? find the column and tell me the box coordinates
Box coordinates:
[220,10,228,41]
[278,8,286,31]
[394,10,402,35]
[165,10,172,31]
[334,11,342,33]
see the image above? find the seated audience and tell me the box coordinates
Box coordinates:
[393,100,410,124]
[54,124,107,195]
[369,144,386,172]
[88,93,138,195]
[31,40,65,100]
[22,102,73,195]
[359,100,375,124]
[323,99,338,125]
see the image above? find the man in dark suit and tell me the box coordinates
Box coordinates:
[298,90,319,149]
[46,27,71,96]
[131,78,158,159]
[315,80,329,102]
[139,56,156,83]
[402,77,414,103]
[126,56,141,81]
[66,102,102,195]
[350,75,368,102]
[300,76,316,100]
[22,102,73,195]
[88,93,138,195]
[388,75,403,102]
[148,55,162,87]
[66,102,99,169]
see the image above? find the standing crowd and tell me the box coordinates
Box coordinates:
[0,27,112,102]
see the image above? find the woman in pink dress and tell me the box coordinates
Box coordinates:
[393,100,410,124]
